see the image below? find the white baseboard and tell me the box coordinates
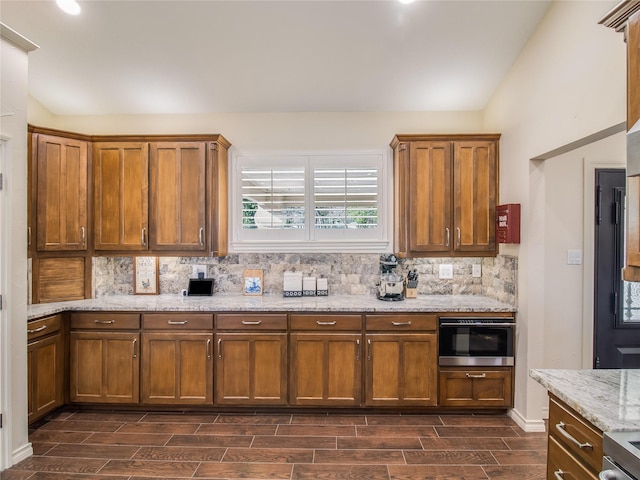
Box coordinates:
[509,408,547,433]
[12,442,33,465]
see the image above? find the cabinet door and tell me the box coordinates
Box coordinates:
[150,142,207,251]
[70,331,140,403]
[216,333,287,405]
[439,368,513,407]
[28,333,64,423]
[409,142,452,253]
[289,333,362,406]
[93,142,149,250]
[365,334,437,406]
[141,332,213,405]
[36,134,88,251]
[453,141,497,253]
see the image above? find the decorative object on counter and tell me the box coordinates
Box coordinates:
[187,278,214,296]
[377,254,405,301]
[303,277,316,296]
[283,271,303,297]
[405,269,418,298]
[243,269,263,296]
[134,256,159,295]
[316,277,329,296]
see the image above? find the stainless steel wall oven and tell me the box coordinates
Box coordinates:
[438,316,515,366]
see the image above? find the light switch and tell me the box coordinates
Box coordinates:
[192,265,206,278]
[567,250,582,265]
[439,264,453,279]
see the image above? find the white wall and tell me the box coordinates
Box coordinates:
[484,0,627,428]
[0,25,37,469]
[27,108,484,151]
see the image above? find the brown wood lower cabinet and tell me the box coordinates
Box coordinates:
[28,315,64,423]
[439,367,513,407]
[140,313,214,405]
[69,331,140,403]
[69,312,141,404]
[290,333,362,406]
[215,313,288,405]
[546,395,602,480]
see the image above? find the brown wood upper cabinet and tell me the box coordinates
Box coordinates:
[601,4,640,280]
[93,142,149,251]
[150,142,206,251]
[92,136,231,255]
[391,134,499,258]
[35,134,88,251]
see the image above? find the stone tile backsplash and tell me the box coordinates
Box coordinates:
[93,253,517,305]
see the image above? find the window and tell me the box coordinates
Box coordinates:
[231,152,390,252]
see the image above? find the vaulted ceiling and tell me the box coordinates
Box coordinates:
[0,0,552,115]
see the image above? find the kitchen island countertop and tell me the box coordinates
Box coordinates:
[530,368,640,432]
[28,293,515,321]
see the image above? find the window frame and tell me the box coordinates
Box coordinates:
[230,149,392,253]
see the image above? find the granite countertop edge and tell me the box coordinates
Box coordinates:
[530,368,640,432]
[27,293,516,320]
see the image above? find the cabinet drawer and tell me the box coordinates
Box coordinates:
[290,314,362,331]
[365,314,437,331]
[143,313,213,330]
[70,312,140,330]
[216,314,287,331]
[439,367,513,407]
[549,396,603,473]
[547,435,598,480]
[28,314,62,341]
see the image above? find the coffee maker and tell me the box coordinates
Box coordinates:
[376,254,404,301]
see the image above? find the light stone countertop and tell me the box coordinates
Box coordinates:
[27,293,515,321]
[530,368,640,432]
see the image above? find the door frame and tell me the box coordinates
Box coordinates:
[582,159,626,369]
[0,135,9,469]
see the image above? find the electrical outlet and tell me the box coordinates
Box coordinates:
[472,264,482,278]
[192,265,206,278]
[439,264,453,279]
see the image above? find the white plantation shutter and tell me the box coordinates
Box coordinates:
[241,167,305,230]
[232,152,389,252]
[313,166,379,229]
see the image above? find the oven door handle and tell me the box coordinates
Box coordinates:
[439,322,515,327]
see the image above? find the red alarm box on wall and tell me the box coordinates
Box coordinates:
[496,204,521,244]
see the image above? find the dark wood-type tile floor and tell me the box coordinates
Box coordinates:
[1,410,547,480]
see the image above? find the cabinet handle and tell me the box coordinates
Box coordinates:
[81,226,85,247]
[457,227,461,248]
[168,320,188,325]
[132,338,137,358]
[241,320,262,325]
[199,227,204,246]
[27,325,47,334]
[141,228,147,246]
[206,338,211,359]
[28,227,31,246]
[94,319,115,324]
[356,339,360,361]
[392,321,412,326]
[555,422,593,449]
[553,470,564,480]
[217,338,222,359]
[367,338,372,361]
[445,227,450,247]
[466,373,486,379]
[316,321,337,326]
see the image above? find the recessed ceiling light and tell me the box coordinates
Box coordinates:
[398,0,415,4]
[56,0,81,15]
